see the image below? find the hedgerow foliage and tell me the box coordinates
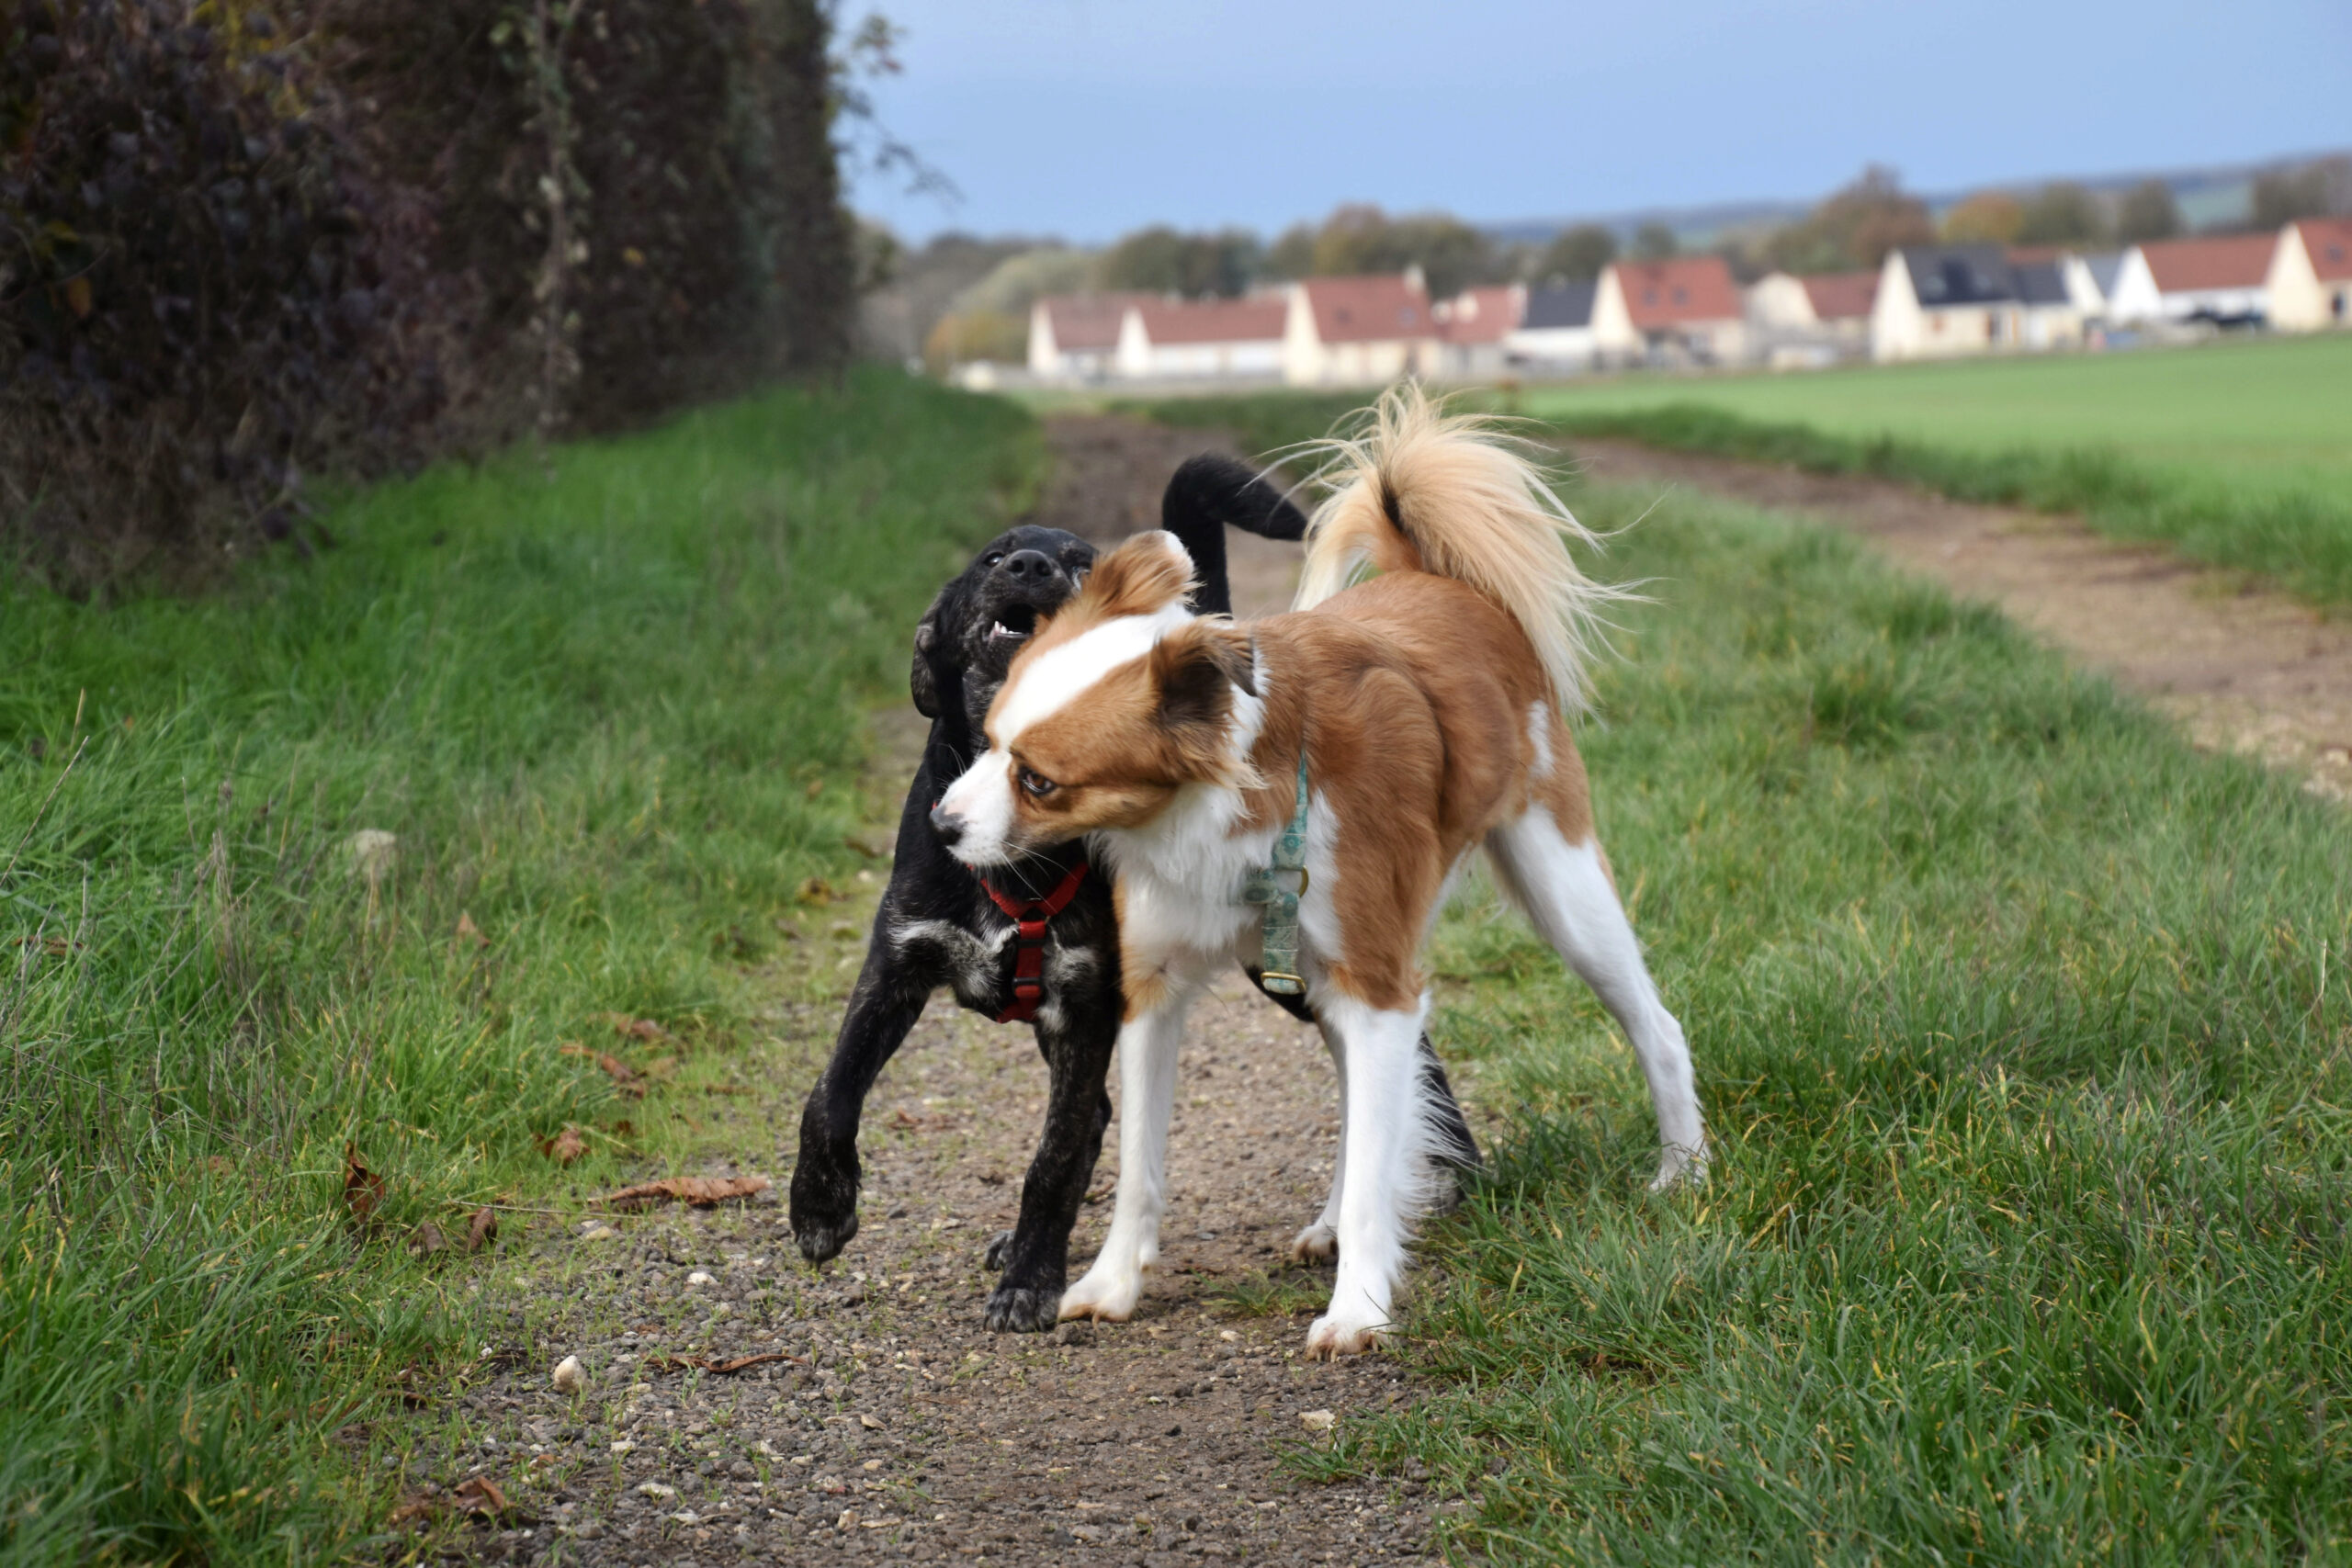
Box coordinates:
[0,0,854,582]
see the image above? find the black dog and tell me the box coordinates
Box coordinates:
[790,456,1477,1331]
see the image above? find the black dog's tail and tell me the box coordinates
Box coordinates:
[1159,454,1309,618]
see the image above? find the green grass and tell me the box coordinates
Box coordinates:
[1521,335,2352,486]
[1337,489,2351,1563]
[1134,391,2352,1562]
[0,368,1038,1563]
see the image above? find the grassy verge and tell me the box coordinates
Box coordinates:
[1136,391,2352,1562]
[1533,400,2352,610]
[0,368,1037,1562]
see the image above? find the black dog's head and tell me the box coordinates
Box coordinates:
[911,525,1097,745]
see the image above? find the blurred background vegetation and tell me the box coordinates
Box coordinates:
[0,0,859,585]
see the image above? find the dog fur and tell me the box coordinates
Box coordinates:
[790,454,1477,1332]
[933,389,1705,1355]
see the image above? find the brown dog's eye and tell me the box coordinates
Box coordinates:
[1018,768,1057,799]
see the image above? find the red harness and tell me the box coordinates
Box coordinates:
[978,862,1090,1023]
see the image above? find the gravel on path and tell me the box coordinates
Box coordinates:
[396,416,1472,1566]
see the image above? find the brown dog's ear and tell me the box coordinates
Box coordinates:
[1071,531,1195,623]
[1150,621,1256,774]
[910,583,954,718]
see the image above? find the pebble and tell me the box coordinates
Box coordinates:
[686,1269,715,1286]
[551,1355,588,1394]
[1300,1408,1337,1431]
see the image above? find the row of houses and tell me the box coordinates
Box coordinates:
[1024,217,2352,385]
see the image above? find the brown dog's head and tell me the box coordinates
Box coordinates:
[929,532,1258,865]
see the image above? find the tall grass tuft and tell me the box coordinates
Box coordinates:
[0,368,1036,1562]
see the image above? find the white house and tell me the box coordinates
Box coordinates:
[1506,280,1599,370]
[1112,297,1286,381]
[2104,234,2277,327]
[1430,285,1523,379]
[1590,256,1746,365]
[1871,244,2031,361]
[1747,269,1875,366]
[2266,217,2352,332]
[1281,272,1439,386]
[1028,293,1150,380]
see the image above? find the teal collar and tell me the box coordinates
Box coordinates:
[1240,751,1311,996]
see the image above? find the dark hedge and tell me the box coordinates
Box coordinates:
[0,0,854,583]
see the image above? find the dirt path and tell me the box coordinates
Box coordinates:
[1567,438,2352,802]
[413,417,1457,1566]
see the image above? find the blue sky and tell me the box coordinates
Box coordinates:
[842,0,2352,243]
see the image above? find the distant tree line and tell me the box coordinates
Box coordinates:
[2,0,861,583]
[882,152,2351,368]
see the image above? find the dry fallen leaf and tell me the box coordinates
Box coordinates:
[407,1221,446,1257]
[343,1144,385,1224]
[645,1349,804,1375]
[796,876,841,905]
[603,1174,772,1211]
[466,1206,498,1252]
[63,276,92,318]
[604,1013,673,1043]
[452,1475,509,1517]
[559,1042,639,1084]
[386,1485,441,1526]
[537,1125,587,1165]
[454,911,488,949]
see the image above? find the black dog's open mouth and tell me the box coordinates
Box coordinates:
[987,604,1039,644]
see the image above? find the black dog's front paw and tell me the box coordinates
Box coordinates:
[982,1229,1014,1271]
[983,1282,1063,1333]
[794,1208,858,1265]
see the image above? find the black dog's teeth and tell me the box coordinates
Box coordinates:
[989,620,1027,641]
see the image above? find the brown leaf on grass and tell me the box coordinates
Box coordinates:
[608,1119,635,1138]
[386,1484,442,1526]
[343,1144,385,1224]
[804,777,823,800]
[558,1042,638,1084]
[63,276,93,318]
[407,1221,446,1257]
[537,1125,586,1165]
[466,1206,498,1252]
[454,911,488,949]
[796,875,842,905]
[452,1475,510,1517]
[603,1175,772,1211]
[645,1350,805,1375]
[702,1084,751,1097]
[603,1013,674,1043]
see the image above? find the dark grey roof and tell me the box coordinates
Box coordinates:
[1522,279,1597,329]
[2011,259,2071,306]
[1898,244,2018,305]
[2085,252,2124,296]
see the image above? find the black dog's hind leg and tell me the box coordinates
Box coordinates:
[791,950,930,1265]
[982,1007,1118,1331]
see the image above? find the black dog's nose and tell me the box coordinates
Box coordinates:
[999,548,1057,584]
[928,802,965,848]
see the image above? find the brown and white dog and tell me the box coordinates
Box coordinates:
[930,389,1706,1356]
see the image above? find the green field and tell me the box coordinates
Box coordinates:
[1503,334,2352,607]
[1521,334,2352,491]
[0,370,1035,1562]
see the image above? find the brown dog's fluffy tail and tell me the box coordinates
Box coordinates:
[1293,384,1623,711]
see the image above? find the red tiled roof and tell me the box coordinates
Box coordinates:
[1609,256,1742,328]
[1434,286,1524,344]
[1038,293,1153,352]
[1296,275,1434,344]
[2291,217,2352,282]
[2138,233,2277,293]
[1133,297,1287,345]
[1799,270,1878,321]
